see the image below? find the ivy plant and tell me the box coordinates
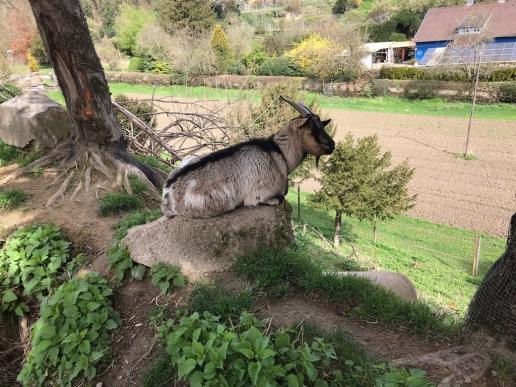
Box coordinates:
[150,263,186,294]
[17,273,120,387]
[0,224,71,316]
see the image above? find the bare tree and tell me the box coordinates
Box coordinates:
[11,0,162,203]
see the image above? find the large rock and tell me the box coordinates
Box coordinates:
[0,92,70,150]
[333,271,418,302]
[123,204,294,280]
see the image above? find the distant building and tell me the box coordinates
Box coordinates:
[414,0,516,66]
[361,41,415,69]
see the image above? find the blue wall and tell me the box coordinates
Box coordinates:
[415,41,448,63]
[493,36,516,43]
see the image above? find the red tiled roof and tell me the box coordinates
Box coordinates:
[414,1,516,42]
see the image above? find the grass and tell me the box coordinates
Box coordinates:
[189,283,254,320]
[235,247,459,336]
[46,82,516,120]
[0,140,21,166]
[98,192,143,217]
[458,152,478,160]
[288,190,506,315]
[113,209,161,240]
[0,189,27,209]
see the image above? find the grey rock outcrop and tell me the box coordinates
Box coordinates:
[123,204,294,280]
[0,92,70,150]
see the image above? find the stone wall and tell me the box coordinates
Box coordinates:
[101,72,513,102]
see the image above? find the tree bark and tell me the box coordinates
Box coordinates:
[333,210,342,248]
[30,0,123,149]
[27,0,160,189]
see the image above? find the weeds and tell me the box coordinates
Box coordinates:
[150,263,187,294]
[17,273,120,386]
[189,283,254,321]
[107,244,146,282]
[99,192,143,217]
[113,209,161,241]
[0,189,27,209]
[458,153,477,161]
[0,140,20,166]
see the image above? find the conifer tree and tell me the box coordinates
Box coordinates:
[312,134,415,247]
[211,24,233,72]
[158,0,215,34]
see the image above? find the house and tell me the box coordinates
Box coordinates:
[360,41,416,69]
[414,0,516,66]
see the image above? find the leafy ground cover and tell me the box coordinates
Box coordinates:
[288,190,506,315]
[46,83,516,120]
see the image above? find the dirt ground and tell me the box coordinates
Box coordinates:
[308,109,516,237]
[125,93,516,236]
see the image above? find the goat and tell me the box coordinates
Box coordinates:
[161,96,335,218]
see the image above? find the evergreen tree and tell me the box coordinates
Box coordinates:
[211,24,233,72]
[312,134,415,247]
[332,0,354,16]
[157,0,215,34]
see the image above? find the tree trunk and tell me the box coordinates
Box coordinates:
[27,0,161,194]
[333,211,342,249]
[30,0,123,150]
[466,213,516,346]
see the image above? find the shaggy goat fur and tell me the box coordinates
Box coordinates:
[161,101,334,218]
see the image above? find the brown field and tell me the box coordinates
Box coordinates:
[303,109,516,237]
[126,93,515,236]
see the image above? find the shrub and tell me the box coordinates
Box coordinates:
[490,67,516,82]
[114,4,156,55]
[157,0,215,34]
[227,60,247,75]
[17,273,120,386]
[256,56,303,76]
[0,83,22,104]
[332,0,357,15]
[128,56,143,71]
[162,311,346,386]
[98,192,143,217]
[150,263,186,294]
[114,94,155,134]
[243,45,268,72]
[27,53,39,73]
[498,83,516,103]
[0,224,71,316]
[0,189,27,209]
[30,34,50,66]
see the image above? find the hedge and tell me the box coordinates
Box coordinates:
[380,66,516,83]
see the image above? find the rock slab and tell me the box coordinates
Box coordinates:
[0,92,71,150]
[334,271,418,302]
[123,204,294,279]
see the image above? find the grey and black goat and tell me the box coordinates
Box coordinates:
[161,96,335,218]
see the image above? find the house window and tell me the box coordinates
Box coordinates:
[457,26,483,34]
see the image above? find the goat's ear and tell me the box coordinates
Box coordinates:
[296,117,310,128]
[322,119,331,127]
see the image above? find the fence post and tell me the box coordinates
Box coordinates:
[472,235,481,276]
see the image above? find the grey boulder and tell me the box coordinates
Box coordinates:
[0,92,70,150]
[122,204,294,280]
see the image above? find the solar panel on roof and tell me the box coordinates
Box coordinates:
[422,41,516,65]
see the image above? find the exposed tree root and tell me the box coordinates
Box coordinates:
[1,143,163,207]
[392,346,492,386]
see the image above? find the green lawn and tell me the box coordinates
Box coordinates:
[287,190,506,315]
[46,82,516,120]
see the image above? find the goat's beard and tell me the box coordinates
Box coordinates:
[315,156,320,169]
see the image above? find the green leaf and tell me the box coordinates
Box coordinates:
[105,319,118,330]
[248,361,262,385]
[189,371,203,387]
[2,289,17,303]
[178,358,197,378]
[287,374,300,387]
[130,265,146,280]
[39,324,56,339]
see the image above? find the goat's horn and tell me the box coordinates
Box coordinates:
[280,96,312,117]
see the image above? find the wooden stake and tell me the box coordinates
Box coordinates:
[472,235,481,276]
